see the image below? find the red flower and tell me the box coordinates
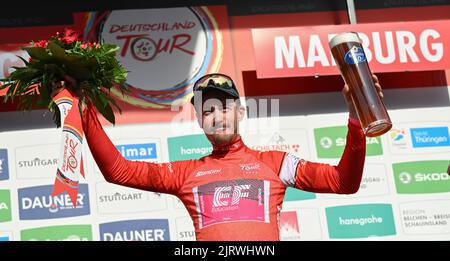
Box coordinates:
[28,57,33,63]
[33,40,48,48]
[59,28,80,44]
[87,42,100,48]
[80,43,88,49]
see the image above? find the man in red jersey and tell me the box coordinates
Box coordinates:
[78,73,383,241]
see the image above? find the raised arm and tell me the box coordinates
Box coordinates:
[280,118,366,194]
[82,103,189,195]
[280,74,383,193]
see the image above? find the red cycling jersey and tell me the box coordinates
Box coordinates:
[82,105,366,241]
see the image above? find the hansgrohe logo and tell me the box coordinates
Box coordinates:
[326,204,396,239]
[393,160,450,194]
[180,146,212,156]
[314,126,383,158]
[168,134,212,161]
[338,215,383,226]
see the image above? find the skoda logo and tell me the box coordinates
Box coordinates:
[320,137,333,149]
[399,172,412,184]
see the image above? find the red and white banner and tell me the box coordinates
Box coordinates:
[252,20,450,78]
[51,89,85,207]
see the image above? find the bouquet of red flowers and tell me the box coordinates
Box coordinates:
[0,28,129,207]
[0,28,128,126]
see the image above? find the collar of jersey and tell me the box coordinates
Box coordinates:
[211,135,245,155]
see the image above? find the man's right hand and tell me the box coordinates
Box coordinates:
[50,75,78,98]
[50,75,89,112]
[63,75,78,89]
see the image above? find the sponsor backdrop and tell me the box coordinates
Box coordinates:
[0,5,237,125]
[0,5,450,241]
[0,106,449,241]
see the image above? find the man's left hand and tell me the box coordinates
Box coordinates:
[342,74,384,119]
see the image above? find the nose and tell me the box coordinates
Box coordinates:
[211,105,224,127]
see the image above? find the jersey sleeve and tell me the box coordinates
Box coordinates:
[279,118,366,194]
[82,103,190,195]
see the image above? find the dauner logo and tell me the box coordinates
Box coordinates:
[22,193,84,213]
[103,229,165,241]
[100,219,170,241]
[18,184,90,220]
[213,185,251,207]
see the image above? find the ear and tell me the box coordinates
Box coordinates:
[237,104,245,122]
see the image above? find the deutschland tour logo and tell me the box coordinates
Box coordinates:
[83,6,223,108]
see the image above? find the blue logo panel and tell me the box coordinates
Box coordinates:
[344,46,367,65]
[0,149,9,181]
[100,219,170,241]
[18,184,90,220]
[410,127,450,148]
[115,143,157,160]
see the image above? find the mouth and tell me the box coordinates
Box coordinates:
[212,127,230,134]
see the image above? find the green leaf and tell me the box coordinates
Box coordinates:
[51,103,61,128]
[48,41,87,65]
[44,64,66,78]
[1,38,127,127]
[69,56,97,68]
[101,103,115,125]
[22,47,52,61]
[17,69,42,82]
[18,94,35,111]
[47,41,66,61]
[0,81,11,88]
[78,98,84,122]
[105,93,122,114]
[97,91,109,107]
[89,93,115,125]
[65,64,93,80]
[16,55,30,66]
[36,82,51,107]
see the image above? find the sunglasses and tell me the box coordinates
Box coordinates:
[193,73,235,92]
